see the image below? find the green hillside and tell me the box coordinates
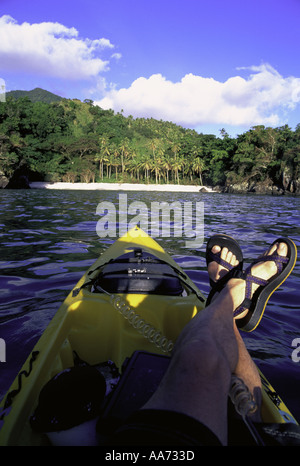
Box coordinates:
[6,87,62,103]
[0,90,299,193]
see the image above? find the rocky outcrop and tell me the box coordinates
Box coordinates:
[218,178,299,195]
[281,167,300,194]
[0,171,9,188]
[199,186,215,193]
[4,167,31,189]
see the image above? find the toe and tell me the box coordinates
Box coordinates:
[277,242,288,257]
[220,247,229,260]
[211,245,221,254]
[230,253,238,266]
[222,248,239,267]
[265,241,288,258]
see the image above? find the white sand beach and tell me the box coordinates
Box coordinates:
[30,181,215,192]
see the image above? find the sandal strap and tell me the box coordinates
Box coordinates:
[234,299,251,318]
[208,250,236,271]
[208,250,237,287]
[257,253,288,274]
[248,252,288,273]
[206,266,242,305]
[233,252,288,317]
[233,271,268,317]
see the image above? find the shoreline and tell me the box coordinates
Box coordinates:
[29,181,215,193]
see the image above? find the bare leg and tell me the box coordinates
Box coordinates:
[207,245,262,419]
[225,241,288,416]
[233,323,262,422]
[142,286,239,445]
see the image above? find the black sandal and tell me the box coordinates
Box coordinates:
[234,237,297,332]
[206,234,243,304]
[206,237,297,332]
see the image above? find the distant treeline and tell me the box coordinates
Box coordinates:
[0,94,299,188]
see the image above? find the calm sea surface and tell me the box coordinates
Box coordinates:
[0,189,299,421]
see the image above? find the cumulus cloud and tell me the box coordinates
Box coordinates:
[0,15,114,80]
[96,64,300,128]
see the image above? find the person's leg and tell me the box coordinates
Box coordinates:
[208,244,262,420]
[142,241,289,445]
[207,241,289,419]
[142,286,238,445]
[232,323,262,422]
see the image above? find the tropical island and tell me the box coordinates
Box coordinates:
[0,88,299,194]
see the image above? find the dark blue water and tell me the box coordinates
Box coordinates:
[0,189,299,421]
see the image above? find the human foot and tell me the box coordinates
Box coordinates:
[232,241,288,318]
[208,245,240,285]
[206,234,243,288]
[226,238,297,332]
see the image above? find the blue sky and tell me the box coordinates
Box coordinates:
[1,0,300,136]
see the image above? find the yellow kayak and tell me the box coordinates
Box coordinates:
[0,226,298,446]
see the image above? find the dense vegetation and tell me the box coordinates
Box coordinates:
[0,92,299,191]
[6,88,63,104]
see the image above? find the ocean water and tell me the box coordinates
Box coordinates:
[0,188,299,421]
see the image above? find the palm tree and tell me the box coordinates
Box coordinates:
[106,152,114,179]
[171,141,181,161]
[127,155,140,181]
[192,157,206,185]
[139,155,153,183]
[172,156,184,184]
[148,138,160,183]
[151,157,164,184]
[169,141,183,183]
[155,148,166,183]
[95,137,110,180]
[119,138,130,174]
[112,147,120,180]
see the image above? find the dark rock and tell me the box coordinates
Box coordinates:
[226,182,249,194]
[271,186,285,196]
[199,186,211,193]
[213,185,224,193]
[0,172,9,188]
[5,172,31,189]
[250,181,274,195]
[281,166,293,191]
[288,178,300,194]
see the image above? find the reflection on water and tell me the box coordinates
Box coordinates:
[0,189,300,420]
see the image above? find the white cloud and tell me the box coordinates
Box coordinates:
[0,15,114,80]
[111,53,122,61]
[96,64,300,128]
